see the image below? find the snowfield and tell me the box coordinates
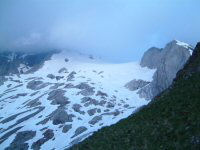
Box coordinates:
[0,50,155,149]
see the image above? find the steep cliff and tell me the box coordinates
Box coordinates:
[138,40,193,100]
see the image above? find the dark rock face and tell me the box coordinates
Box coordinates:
[139,40,193,100]
[125,79,150,91]
[31,129,54,150]
[5,130,36,150]
[0,50,56,76]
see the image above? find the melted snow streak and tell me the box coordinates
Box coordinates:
[0,50,155,149]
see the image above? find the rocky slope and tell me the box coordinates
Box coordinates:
[126,40,193,100]
[71,42,200,150]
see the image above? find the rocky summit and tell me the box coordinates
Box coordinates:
[0,40,194,149]
[138,40,193,100]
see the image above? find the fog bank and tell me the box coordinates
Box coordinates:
[0,0,200,62]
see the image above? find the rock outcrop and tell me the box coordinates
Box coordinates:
[125,79,150,91]
[140,47,162,69]
[138,40,193,100]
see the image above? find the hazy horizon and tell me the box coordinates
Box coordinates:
[0,0,200,62]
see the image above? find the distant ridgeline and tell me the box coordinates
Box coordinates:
[71,42,200,150]
[0,50,57,76]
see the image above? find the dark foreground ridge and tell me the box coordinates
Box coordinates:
[71,42,200,150]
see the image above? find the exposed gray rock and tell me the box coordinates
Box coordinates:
[2,107,45,133]
[75,83,91,89]
[72,104,85,115]
[106,102,115,108]
[81,97,99,107]
[49,83,64,90]
[102,109,120,116]
[31,129,54,150]
[140,47,162,69]
[75,83,95,96]
[51,108,75,125]
[47,74,56,79]
[25,98,41,108]
[96,90,108,97]
[65,58,69,62]
[87,108,97,116]
[30,91,40,96]
[10,93,28,99]
[0,110,30,124]
[77,88,95,96]
[7,84,12,88]
[124,104,129,108]
[0,126,23,145]
[89,116,102,125]
[58,67,68,73]
[5,130,36,150]
[62,124,72,133]
[55,76,64,80]
[125,79,150,91]
[97,109,101,113]
[67,71,76,81]
[71,126,87,138]
[25,93,46,108]
[27,80,50,90]
[48,89,70,106]
[99,100,106,106]
[69,132,92,146]
[64,83,74,89]
[139,40,193,100]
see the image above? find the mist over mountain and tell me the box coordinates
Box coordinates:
[0,0,200,62]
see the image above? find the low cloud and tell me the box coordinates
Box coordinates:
[0,0,200,62]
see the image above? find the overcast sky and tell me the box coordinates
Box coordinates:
[0,0,200,62]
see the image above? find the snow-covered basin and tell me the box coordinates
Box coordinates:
[0,50,155,149]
